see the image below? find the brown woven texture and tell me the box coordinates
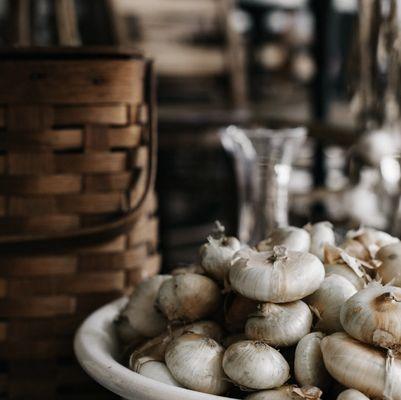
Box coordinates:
[0,47,160,399]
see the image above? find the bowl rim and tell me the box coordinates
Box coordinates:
[74,297,237,400]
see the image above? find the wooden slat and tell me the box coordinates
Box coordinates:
[0,215,80,234]
[54,104,129,125]
[128,216,159,246]
[0,256,77,277]
[57,153,128,173]
[0,296,76,318]
[0,126,142,151]
[8,193,125,215]
[0,175,81,194]
[0,60,145,104]
[128,254,161,285]
[5,271,125,297]
[55,0,81,46]
[79,244,149,271]
[84,172,131,192]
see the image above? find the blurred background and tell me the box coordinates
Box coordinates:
[0,0,389,269]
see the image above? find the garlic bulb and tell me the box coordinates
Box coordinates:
[225,294,258,333]
[257,227,310,252]
[246,385,322,400]
[230,247,325,303]
[294,332,331,389]
[337,389,370,400]
[340,239,370,261]
[134,320,224,362]
[222,340,290,390]
[305,221,335,260]
[306,274,357,333]
[200,235,241,282]
[157,273,221,322]
[377,242,401,286]
[165,332,230,395]
[340,283,401,349]
[129,354,182,387]
[114,315,141,345]
[321,332,401,399]
[245,301,312,347]
[119,275,171,341]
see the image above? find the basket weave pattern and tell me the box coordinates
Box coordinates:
[0,49,160,399]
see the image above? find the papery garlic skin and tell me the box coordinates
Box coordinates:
[157,273,221,322]
[294,332,331,389]
[337,389,370,400]
[340,283,401,348]
[325,263,365,290]
[321,332,401,400]
[246,385,322,400]
[129,355,182,387]
[222,340,290,390]
[305,221,336,260]
[377,242,401,286]
[340,239,370,261]
[306,274,357,333]
[200,236,241,281]
[257,227,310,252]
[230,247,325,303]
[119,275,171,341]
[347,227,399,249]
[245,301,312,347]
[165,333,230,395]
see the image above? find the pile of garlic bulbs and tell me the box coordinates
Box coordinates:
[114,221,401,400]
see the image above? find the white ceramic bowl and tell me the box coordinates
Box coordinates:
[74,298,236,400]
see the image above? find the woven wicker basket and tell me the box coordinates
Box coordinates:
[0,47,160,399]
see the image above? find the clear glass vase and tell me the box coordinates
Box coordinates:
[221,126,306,244]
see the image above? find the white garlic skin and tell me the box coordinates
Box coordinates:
[340,239,370,261]
[321,332,401,399]
[340,283,401,348]
[348,227,399,249]
[245,301,312,347]
[222,340,290,390]
[157,273,221,322]
[376,242,401,286]
[229,248,325,303]
[200,236,241,281]
[130,355,182,387]
[165,333,230,395]
[246,385,322,400]
[337,389,370,400]
[306,274,357,333]
[305,221,336,260]
[257,227,311,252]
[294,332,331,389]
[120,275,171,340]
[325,263,365,290]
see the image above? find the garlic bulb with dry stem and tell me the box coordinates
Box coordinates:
[257,227,310,252]
[306,274,357,333]
[305,221,335,260]
[222,340,290,390]
[165,332,230,395]
[246,385,322,400]
[224,293,258,333]
[340,283,401,349]
[321,332,401,399]
[118,275,171,343]
[230,247,325,303]
[157,273,221,322]
[337,389,370,400]
[294,332,331,389]
[245,301,312,347]
[325,263,365,290]
[129,354,182,387]
[377,242,401,286]
[200,233,241,282]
